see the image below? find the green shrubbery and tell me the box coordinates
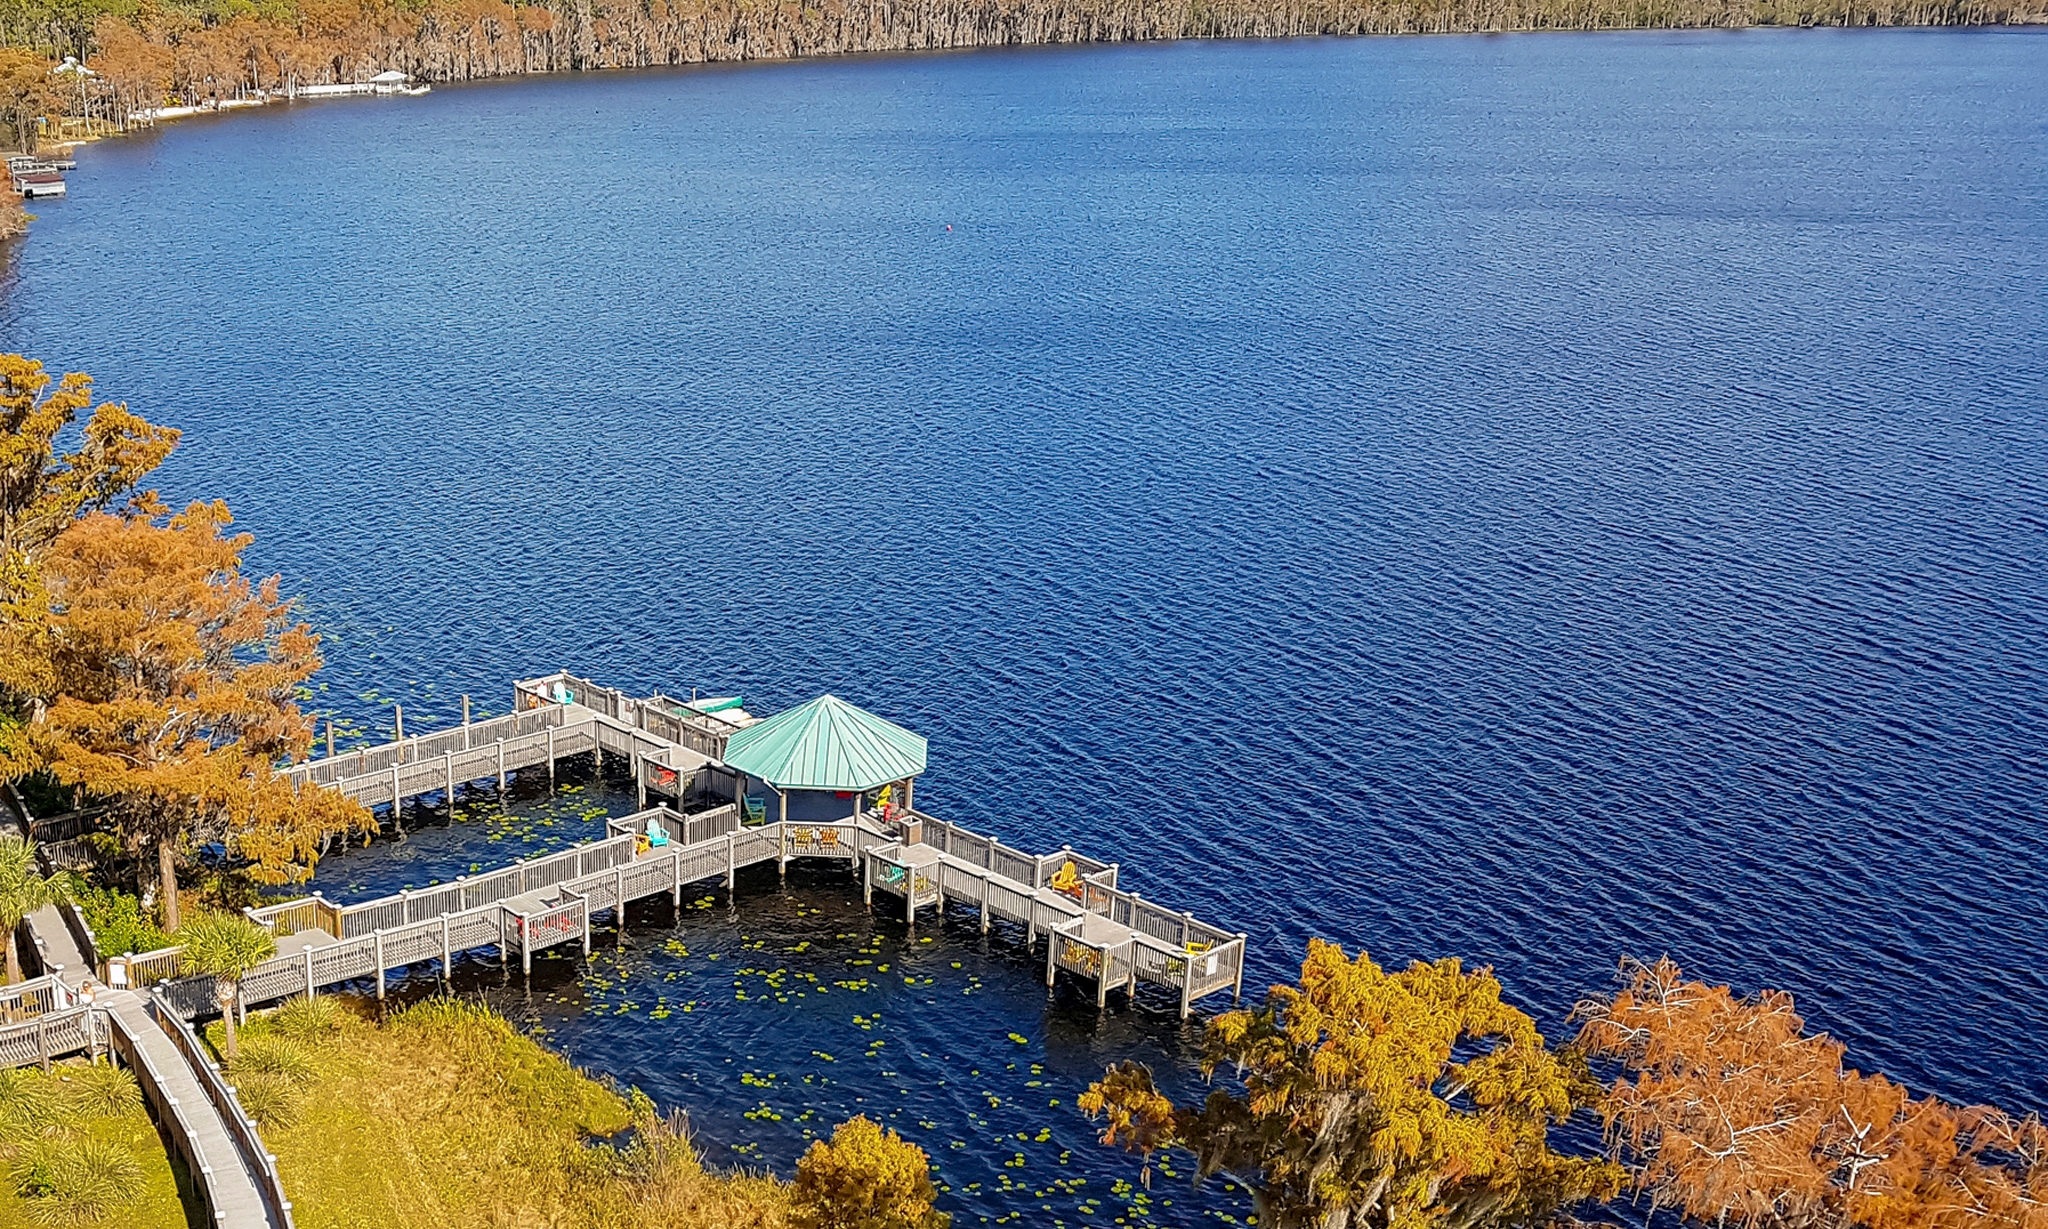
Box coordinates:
[67,884,170,959]
[0,1063,156,1226]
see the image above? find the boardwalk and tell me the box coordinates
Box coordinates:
[128,673,1247,1019]
[3,790,289,1229]
[5,672,1247,1229]
[105,992,291,1229]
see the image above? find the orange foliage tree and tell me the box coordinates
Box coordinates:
[1081,940,1622,1229]
[0,46,59,151]
[0,355,179,778]
[1576,957,2048,1229]
[39,501,370,930]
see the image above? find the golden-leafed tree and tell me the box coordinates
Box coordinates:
[1576,957,2048,1229]
[89,17,175,123]
[0,47,60,152]
[1081,939,1622,1229]
[0,354,179,777]
[39,501,372,929]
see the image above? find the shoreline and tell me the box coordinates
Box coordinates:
[13,18,2036,149]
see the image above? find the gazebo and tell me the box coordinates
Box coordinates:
[721,694,927,826]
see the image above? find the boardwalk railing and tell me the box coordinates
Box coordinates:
[0,1002,102,1070]
[107,945,187,991]
[158,807,797,1017]
[0,972,71,1019]
[104,1005,232,1226]
[149,992,296,1228]
[283,706,579,790]
[521,672,734,760]
[152,676,1249,1021]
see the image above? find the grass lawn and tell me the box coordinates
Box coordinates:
[208,996,786,1229]
[0,1060,193,1228]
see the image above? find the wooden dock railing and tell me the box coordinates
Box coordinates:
[145,675,1250,1021]
[149,991,297,1228]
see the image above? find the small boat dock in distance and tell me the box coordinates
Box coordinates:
[298,70,431,99]
[6,154,68,198]
[117,672,1248,1022]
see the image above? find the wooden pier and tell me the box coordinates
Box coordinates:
[114,673,1246,1021]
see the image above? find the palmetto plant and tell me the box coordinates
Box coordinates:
[0,835,71,984]
[176,912,275,1062]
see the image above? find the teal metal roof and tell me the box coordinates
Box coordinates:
[722,695,928,792]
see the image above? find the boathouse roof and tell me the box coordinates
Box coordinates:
[722,694,927,792]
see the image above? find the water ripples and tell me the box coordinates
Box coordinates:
[0,27,2043,1211]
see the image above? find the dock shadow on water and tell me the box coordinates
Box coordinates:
[310,761,1255,1228]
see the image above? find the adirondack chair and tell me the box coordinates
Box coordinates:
[743,795,767,827]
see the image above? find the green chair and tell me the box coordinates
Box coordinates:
[743,795,767,827]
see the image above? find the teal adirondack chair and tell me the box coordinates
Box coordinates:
[743,795,767,827]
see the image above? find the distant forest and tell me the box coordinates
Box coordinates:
[0,0,2042,118]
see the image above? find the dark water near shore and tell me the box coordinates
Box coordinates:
[5,27,2048,1225]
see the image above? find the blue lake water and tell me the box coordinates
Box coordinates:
[4,26,2046,1226]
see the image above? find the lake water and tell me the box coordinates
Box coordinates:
[4,26,2046,1226]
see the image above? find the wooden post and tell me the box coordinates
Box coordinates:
[905,871,915,926]
[445,752,456,811]
[37,1016,48,1073]
[325,721,334,760]
[374,931,386,1000]
[616,868,627,946]
[394,704,404,743]
[1097,948,1110,1009]
[903,777,913,813]
[547,728,556,789]
[522,915,533,976]
[498,912,507,968]
[580,901,591,957]
[496,739,507,793]
[863,852,873,907]
[634,751,646,808]
[671,849,683,908]
[1232,934,1248,1001]
[441,914,453,981]
[1044,931,1057,987]
[303,946,315,1000]
[390,765,402,830]
[726,832,736,891]
[1027,861,1041,946]
[980,871,991,934]
[462,694,471,726]
[776,790,789,878]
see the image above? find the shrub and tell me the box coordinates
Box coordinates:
[269,994,346,1042]
[10,1135,142,1225]
[233,1036,317,1088]
[58,1063,139,1120]
[231,1071,302,1132]
[791,1116,948,1229]
[0,1068,57,1143]
[69,885,172,959]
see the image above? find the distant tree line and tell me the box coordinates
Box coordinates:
[0,0,2036,150]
